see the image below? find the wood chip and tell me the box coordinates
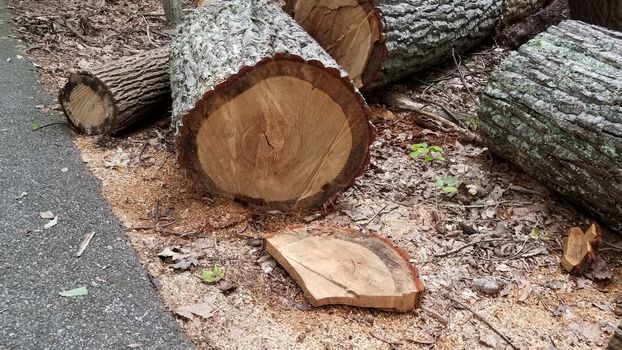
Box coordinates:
[265,224,424,312]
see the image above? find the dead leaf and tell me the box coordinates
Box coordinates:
[43,215,58,230]
[172,257,199,271]
[587,256,613,281]
[257,255,276,274]
[517,283,532,302]
[40,211,55,219]
[175,302,216,320]
[569,322,601,343]
[76,231,95,257]
[157,246,190,262]
[14,191,28,200]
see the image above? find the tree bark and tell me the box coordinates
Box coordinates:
[478,20,622,232]
[569,0,622,31]
[284,0,545,89]
[162,0,183,26]
[170,0,372,211]
[59,47,170,135]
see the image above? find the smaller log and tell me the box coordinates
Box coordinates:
[59,48,170,135]
[496,0,569,49]
[162,0,183,25]
[569,0,622,31]
[265,225,425,312]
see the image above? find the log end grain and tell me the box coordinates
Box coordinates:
[283,0,386,88]
[176,55,372,211]
[59,72,117,135]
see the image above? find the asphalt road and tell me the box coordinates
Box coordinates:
[0,2,192,349]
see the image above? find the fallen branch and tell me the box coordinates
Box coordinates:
[434,239,515,258]
[450,297,519,350]
[383,92,482,144]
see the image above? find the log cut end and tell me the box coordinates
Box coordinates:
[283,0,385,88]
[59,73,116,135]
[265,225,425,312]
[177,56,371,210]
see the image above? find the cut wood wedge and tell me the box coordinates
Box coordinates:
[265,225,424,312]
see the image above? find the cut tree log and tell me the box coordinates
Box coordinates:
[59,47,170,135]
[162,0,183,25]
[569,0,622,31]
[265,224,425,312]
[283,0,545,89]
[170,0,372,210]
[496,0,569,49]
[478,21,622,232]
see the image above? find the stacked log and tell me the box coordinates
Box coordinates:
[169,0,372,210]
[283,0,545,89]
[59,48,170,135]
[569,0,622,31]
[478,21,622,231]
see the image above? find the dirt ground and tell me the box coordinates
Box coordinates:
[7,0,622,349]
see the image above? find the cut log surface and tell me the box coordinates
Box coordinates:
[569,0,622,31]
[561,224,601,274]
[284,0,544,89]
[59,48,170,135]
[265,225,425,312]
[170,0,372,210]
[479,21,622,231]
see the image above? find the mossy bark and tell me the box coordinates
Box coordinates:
[479,20,622,232]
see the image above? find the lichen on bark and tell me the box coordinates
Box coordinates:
[479,20,622,231]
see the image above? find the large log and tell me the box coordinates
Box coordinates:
[569,0,622,31]
[283,0,545,89]
[59,48,170,135]
[170,0,372,211]
[478,21,622,232]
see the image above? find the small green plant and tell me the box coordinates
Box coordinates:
[409,143,445,163]
[529,227,542,240]
[435,176,460,193]
[465,115,479,131]
[200,266,224,283]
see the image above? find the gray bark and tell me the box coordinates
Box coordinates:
[59,47,170,135]
[367,0,544,88]
[169,0,349,131]
[478,20,622,232]
[162,0,183,26]
[569,0,622,31]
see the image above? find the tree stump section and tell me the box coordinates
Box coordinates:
[283,0,545,89]
[569,0,622,31]
[170,0,372,211]
[479,21,622,231]
[59,48,170,135]
[265,225,425,312]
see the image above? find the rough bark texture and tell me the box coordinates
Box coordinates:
[284,0,544,89]
[479,21,622,232]
[170,0,371,210]
[569,0,622,31]
[59,47,170,135]
[162,0,183,25]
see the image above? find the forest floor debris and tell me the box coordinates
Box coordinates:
[7,0,622,349]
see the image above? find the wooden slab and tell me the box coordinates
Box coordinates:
[562,223,602,274]
[265,225,424,312]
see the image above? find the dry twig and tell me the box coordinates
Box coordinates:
[450,297,519,350]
